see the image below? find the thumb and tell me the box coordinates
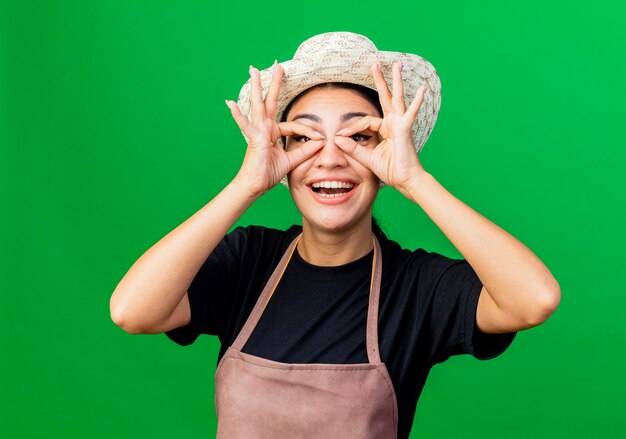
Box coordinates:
[335,136,374,169]
[285,139,325,171]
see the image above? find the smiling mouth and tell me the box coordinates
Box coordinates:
[310,181,355,198]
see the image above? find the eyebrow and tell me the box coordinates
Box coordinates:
[291,112,369,123]
[291,113,321,123]
[341,112,369,122]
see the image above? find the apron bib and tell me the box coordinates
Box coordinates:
[214,234,398,438]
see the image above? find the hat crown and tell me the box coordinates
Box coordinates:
[293,32,378,59]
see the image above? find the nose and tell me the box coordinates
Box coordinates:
[313,136,348,169]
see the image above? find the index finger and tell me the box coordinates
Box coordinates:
[278,121,325,139]
[335,115,383,137]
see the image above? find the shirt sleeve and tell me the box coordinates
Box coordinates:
[164,226,247,346]
[418,252,517,364]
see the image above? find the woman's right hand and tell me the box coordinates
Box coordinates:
[225,62,326,198]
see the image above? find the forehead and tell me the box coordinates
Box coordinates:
[286,87,378,120]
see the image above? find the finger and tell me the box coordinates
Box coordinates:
[334,136,375,169]
[225,99,251,134]
[265,61,284,117]
[249,65,265,124]
[335,115,383,136]
[278,121,325,139]
[405,85,427,124]
[371,62,392,114]
[391,61,405,112]
[285,139,325,170]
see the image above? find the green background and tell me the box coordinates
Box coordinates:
[1,0,625,437]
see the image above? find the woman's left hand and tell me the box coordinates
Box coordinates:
[334,61,429,194]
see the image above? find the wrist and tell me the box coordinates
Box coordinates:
[229,174,266,203]
[398,170,434,203]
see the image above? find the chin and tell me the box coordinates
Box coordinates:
[303,210,370,234]
[290,183,377,234]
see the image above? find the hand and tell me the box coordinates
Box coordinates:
[334,61,428,194]
[226,62,325,198]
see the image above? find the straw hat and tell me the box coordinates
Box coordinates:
[236,31,442,187]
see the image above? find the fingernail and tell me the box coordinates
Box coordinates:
[314,131,324,138]
[336,129,347,135]
[249,65,255,75]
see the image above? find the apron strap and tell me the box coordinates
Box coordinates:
[231,234,302,351]
[231,233,384,365]
[366,235,383,364]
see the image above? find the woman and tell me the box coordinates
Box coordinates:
[110,32,561,439]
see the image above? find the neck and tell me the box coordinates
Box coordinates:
[297,219,374,266]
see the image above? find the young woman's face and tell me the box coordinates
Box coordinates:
[285,87,381,234]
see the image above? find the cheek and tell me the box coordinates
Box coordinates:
[287,171,310,201]
[286,166,303,185]
[347,157,377,181]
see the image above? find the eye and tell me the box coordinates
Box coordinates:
[350,134,372,142]
[292,135,311,143]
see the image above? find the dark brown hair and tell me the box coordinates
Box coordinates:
[280,82,383,124]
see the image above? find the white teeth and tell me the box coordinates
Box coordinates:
[311,181,354,189]
[318,193,344,198]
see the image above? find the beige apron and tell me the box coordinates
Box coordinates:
[214,234,399,438]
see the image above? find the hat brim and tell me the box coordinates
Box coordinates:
[236,49,441,188]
